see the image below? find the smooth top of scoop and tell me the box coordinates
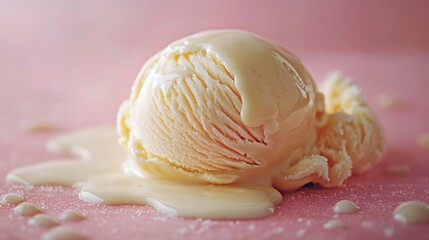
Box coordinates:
[163,30,315,132]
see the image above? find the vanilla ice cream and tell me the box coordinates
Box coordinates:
[5,29,387,219]
[117,30,385,189]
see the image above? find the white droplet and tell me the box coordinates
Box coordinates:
[42,226,88,240]
[1,193,24,204]
[323,219,345,229]
[296,228,307,238]
[14,202,43,216]
[361,220,374,229]
[393,201,429,224]
[28,214,59,228]
[333,200,360,214]
[384,227,395,237]
[59,209,87,222]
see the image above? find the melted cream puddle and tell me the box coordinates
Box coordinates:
[7,127,282,219]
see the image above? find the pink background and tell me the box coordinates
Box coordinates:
[1,1,429,239]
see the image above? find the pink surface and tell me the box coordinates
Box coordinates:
[1,1,429,239]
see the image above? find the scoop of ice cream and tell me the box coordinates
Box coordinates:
[117,30,385,188]
[117,30,322,184]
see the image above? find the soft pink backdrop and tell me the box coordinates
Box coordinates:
[1,1,428,240]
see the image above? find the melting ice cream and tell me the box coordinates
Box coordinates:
[7,30,385,219]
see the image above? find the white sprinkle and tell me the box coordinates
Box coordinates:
[361,220,374,229]
[247,224,256,230]
[179,228,188,235]
[263,227,284,238]
[384,227,395,237]
[1,193,24,204]
[296,228,307,238]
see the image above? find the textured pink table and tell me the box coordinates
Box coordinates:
[1,1,429,239]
